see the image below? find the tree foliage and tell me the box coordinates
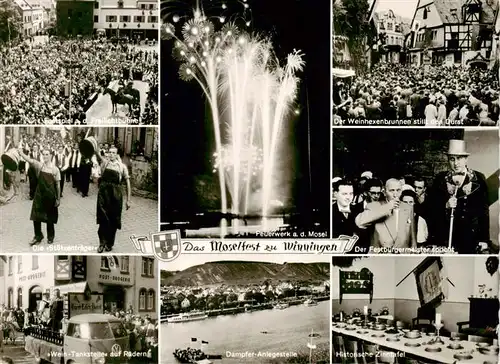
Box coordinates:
[333,0,375,72]
[0,0,22,43]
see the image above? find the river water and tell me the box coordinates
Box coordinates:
[161,301,330,364]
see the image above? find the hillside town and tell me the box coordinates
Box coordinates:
[160,280,331,316]
[333,0,500,125]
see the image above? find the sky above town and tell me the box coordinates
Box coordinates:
[161,254,331,272]
[372,0,419,20]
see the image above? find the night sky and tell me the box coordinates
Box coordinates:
[160,0,331,225]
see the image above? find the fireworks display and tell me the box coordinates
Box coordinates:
[162,0,304,232]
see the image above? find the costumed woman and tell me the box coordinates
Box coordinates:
[95,146,131,253]
[18,147,60,245]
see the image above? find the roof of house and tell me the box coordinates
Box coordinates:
[418,0,496,24]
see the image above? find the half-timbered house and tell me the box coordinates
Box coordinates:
[407,0,496,67]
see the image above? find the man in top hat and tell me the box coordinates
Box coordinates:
[428,139,489,254]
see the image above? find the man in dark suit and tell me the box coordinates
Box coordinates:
[356,178,417,252]
[27,144,41,200]
[49,289,63,332]
[332,179,364,253]
[428,139,490,254]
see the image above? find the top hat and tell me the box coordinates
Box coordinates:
[447,139,469,156]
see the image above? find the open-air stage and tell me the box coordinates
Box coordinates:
[85,79,150,124]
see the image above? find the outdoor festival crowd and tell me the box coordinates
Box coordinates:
[2,131,124,201]
[333,63,500,126]
[0,292,158,362]
[0,37,158,124]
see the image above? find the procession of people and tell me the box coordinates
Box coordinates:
[2,130,132,250]
[333,63,500,126]
[0,37,158,125]
[332,139,492,255]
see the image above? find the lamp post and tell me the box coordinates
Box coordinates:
[63,53,82,122]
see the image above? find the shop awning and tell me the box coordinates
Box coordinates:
[54,282,96,295]
[332,68,355,78]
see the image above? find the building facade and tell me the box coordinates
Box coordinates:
[0,256,157,319]
[56,0,158,38]
[492,3,500,66]
[14,0,46,36]
[94,0,158,40]
[407,0,496,67]
[373,10,411,63]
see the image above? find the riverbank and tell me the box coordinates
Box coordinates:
[161,296,330,323]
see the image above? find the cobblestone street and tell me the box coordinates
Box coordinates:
[0,179,158,253]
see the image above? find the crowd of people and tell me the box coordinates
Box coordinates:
[0,37,158,124]
[332,139,493,255]
[2,130,133,250]
[333,63,499,126]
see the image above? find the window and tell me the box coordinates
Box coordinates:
[101,257,110,271]
[147,289,155,310]
[423,8,428,19]
[139,289,146,310]
[120,15,131,22]
[386,22,393,31]
[120,257,129,273]
[17,287,22,308]
[106,15,117,22]
[148,16,157,23]
[140,3,147,9]
[94,1,99,8]
[17,256,22,273]
[148,259,154,276]
[94,15,98,22]
[149,4,155,9]
[134,16,145,23]
[8,257,13,275]
[7,287,13,308]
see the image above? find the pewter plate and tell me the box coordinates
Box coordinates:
[447,344,463,350]
[476,343,491,348]
[478,347,499,356]
[425,347,442,352]
[386,337,400,342]
[404,333,422,339]
[404,342,421,347]
[454,353,473,360]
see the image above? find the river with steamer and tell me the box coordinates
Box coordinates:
[161,300,329,363]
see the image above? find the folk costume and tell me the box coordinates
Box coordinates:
[430,168,489,254]
[19,149,60,244]
[429,140,490,254]
[96,154,130,252]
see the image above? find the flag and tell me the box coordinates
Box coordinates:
[130,235,154,254]
[191,338,197,342]
[107,256,119,272]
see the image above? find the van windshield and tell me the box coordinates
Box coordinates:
[89,322,127,339]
